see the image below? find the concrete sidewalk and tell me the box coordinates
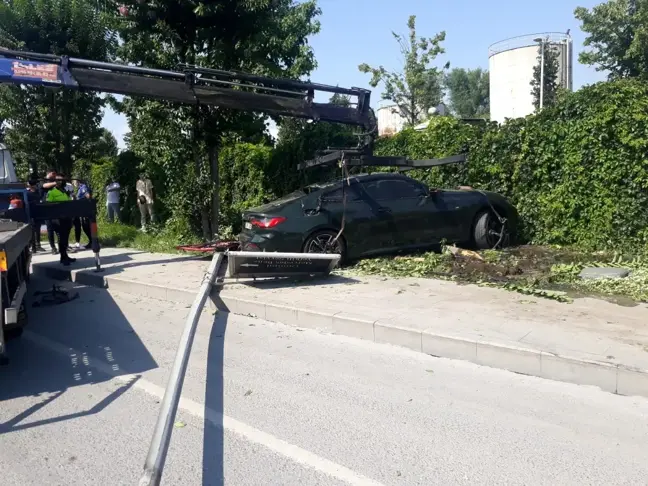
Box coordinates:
[30,246,648,398]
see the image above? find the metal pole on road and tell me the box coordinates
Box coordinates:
[138,251,225,486]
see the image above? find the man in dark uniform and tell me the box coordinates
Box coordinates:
[46,174,76,266]
[39,170,59,254]
[26,173,44,253]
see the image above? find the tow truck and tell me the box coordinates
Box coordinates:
[0,47,466,484]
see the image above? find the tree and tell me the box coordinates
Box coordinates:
[444,68,490,118]
[0,0,117,175]
[87,128,119,159]
[359,15,448,126]
[575,0,648,79]
[530,42,561,110]
[115,0,321,239]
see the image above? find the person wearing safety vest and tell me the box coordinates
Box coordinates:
[40,170,60,254]
[46,174,76,266]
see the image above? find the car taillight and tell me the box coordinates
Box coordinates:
[250,216,286,228]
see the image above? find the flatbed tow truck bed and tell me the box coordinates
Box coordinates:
[0,222,32,363]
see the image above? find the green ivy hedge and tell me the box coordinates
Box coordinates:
[218,142,276,233]
[375,79,648,251]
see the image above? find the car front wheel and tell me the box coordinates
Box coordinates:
[302,230,347,262]
[473,210,510,250]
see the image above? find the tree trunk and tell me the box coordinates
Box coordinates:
[50,92,61,172]
[189,105,211,241]
[61,97,73,175]
[209,144,220,239]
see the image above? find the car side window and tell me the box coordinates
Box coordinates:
[322,185,361,202]
[361,179,425,201]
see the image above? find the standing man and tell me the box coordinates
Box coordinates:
[136,172,155,231]
[39,170,59,255]
[72,177,92,249]
[26,174,44,253]
[105,177,121,223]
[46,174,75,266]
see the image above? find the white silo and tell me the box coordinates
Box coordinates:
[488,32,573,124]
[376,104,407,136]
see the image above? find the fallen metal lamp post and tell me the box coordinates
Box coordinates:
[138,250,340,485]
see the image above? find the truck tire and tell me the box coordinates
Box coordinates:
[4,326,23,340]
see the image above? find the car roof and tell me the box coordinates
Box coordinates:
[352,172,411,182]
[307,172,413,190]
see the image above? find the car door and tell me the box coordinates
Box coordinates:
[359,177,429,248]
[319,183,379,257]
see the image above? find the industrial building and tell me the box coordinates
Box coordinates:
[376,104,406,136]
[488,32,573,123]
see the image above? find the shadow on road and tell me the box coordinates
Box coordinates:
[202,311,227,486]
[0,278,157,434]
[34,248,203,278]
[1,275,230,484]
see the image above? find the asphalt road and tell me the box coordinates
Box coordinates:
[1,279,647,486]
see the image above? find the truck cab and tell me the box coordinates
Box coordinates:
[0,144,19,185]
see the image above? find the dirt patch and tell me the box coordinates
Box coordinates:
[345,245,648,304]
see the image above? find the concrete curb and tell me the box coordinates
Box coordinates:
[32,264,648,399]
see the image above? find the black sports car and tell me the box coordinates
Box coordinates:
[239,172,518,261]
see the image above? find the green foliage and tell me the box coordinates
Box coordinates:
[73,149,144,226]
[575,0,648,80]
[530,42,561,110]
[270,94,360,197]
[444,68,490,118]
[97,222,200,254]
[359,15,448,126]
[374,79,648,251]
[218,142,275,233]
[0,0,117,175]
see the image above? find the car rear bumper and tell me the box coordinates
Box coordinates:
[238,230,303,253]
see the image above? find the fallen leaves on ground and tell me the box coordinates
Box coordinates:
[343,245,648,304]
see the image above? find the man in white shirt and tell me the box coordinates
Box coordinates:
[105,178,121,223]
[136,172,155,231]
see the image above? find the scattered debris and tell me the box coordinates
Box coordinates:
[244,389,253,397]
[174,421,186,428]
[175,240,240,253]
[447,245,484,261]
[349,245,648,304]
[32,285,79,307]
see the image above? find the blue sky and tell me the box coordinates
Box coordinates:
[102,0,608,148]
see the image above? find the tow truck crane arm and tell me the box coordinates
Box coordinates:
[0,47,376,145]
[0,47,465,170]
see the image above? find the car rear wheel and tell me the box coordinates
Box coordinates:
[473,210,510,250]
[302,230,346,262]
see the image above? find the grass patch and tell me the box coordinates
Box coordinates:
[42,221,199,254]
[343,245,648,304]
[97,223,195,253]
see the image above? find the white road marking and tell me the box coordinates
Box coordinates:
[23,330,385,486]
